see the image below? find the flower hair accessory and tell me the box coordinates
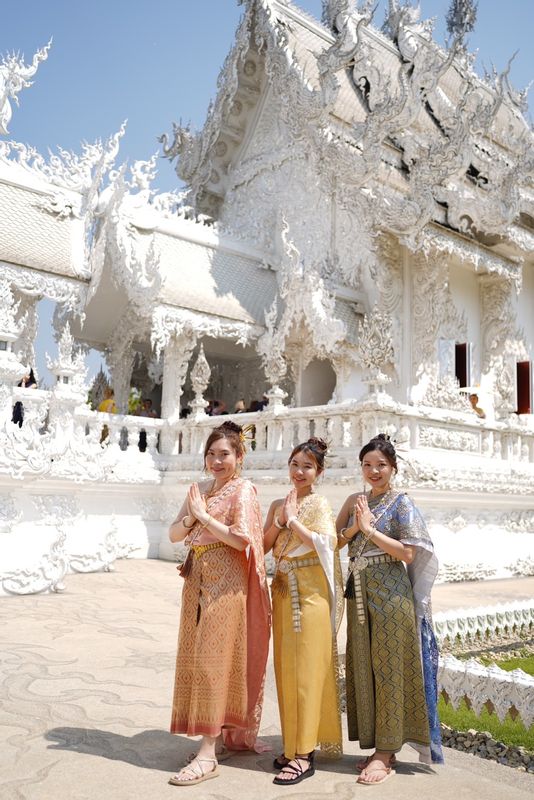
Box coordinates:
[239,424,255,449]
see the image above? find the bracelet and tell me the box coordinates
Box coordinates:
[273,514,284,529]
[286,515,298,529]
[364,526,377,540]
[201,514,212,529]
[182,515,195,529]
[339,527,353,541]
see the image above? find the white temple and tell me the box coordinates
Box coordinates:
[1,0,533,596]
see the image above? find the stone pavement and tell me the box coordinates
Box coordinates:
[1,561,533,800]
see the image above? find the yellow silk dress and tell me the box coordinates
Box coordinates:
[271,493,342,759]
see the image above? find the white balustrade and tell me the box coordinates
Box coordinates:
[434,602,534,646]
[164,402,534,468]
[2,385,534,473]
[438,654,534,729]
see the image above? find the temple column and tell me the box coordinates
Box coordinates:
[160,331,197,455]
[479,274,522,421]
[12,291,39,373]
[106,338,135,414]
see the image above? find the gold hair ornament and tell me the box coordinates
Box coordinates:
[238,424,256,450]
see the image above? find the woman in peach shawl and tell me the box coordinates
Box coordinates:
[168,421,271,786]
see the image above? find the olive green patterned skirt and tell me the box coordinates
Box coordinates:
[346,559,430,752]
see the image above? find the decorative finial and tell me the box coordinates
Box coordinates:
[446,0,478,48]
[0,39,52,135]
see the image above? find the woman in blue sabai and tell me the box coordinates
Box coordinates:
[336,434,443,786]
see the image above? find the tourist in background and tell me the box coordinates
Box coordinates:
[168,420,271,786]
[264,437,342,786]
[137,398,157,452]
[97,386,117,414]
[336,434,443,785]
[11,368,37,427]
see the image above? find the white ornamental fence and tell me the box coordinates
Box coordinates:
[434,602,534,646]
[438,655,534,730]
[435,602,534,731]
[3,386,534,481]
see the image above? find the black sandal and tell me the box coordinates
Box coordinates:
[272,755,315,785]
[273,755,290,770]
[273,750,314,771]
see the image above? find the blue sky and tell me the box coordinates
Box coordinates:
[2,0,532,387]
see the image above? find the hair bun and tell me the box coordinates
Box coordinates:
[307,436,328,454]
[218,420,243,436]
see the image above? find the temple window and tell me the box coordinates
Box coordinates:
[516,361,532,414]
[454,342,472,388]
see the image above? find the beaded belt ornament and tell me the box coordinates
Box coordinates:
[273,556,321,632]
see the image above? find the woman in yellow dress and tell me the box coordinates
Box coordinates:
[264,437,342,786]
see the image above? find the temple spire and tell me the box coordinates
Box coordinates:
[446,0,478,47]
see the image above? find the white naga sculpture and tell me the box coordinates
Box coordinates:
[0,41,51,135]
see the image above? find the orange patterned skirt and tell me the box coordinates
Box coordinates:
[170,544,249,736]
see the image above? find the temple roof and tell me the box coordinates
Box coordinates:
[138,228,277,325]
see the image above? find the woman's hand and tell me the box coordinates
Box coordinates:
[283,488,298,523]
[187,483,208,523]
[355,495,375,536]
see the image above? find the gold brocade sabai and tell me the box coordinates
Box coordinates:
[272,493,342,760]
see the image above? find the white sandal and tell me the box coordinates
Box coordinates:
[168,757,219,786]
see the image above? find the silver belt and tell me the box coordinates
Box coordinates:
[275,556,320,632]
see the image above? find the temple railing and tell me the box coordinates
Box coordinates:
[438,655,534,730]
[165,400,534,467]
[434,602,534,646]
[2,389,534,479]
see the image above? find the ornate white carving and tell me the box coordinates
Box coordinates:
[151,305,259,361]
[70,516,136,573]
[411,251,468,406]
[11,290,38,371]
[0,280,27,385]
[419,424,479,452]
[0,493,21,533]
[189,344,211,419]
[356,304,394,389]
[0,261,87,314]
[438,654,534,730]
[0,40,51,135]
[480,275,528,418]
[434,602,534,646]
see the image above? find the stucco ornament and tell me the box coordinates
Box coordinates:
[189,344,211,420]
[257,219,348,396]
[0,280,27,385]
[0,494,22,533]
[356,304,394,390]
[70,516,136,573]
[0,40,51,135]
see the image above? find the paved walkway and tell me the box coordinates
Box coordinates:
[1,561,533,800]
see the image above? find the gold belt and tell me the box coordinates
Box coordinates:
[191,541,226,558]
[274,556,321,633]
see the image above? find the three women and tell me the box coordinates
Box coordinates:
[169,425,441,786]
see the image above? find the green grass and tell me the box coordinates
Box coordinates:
[439,654,534,750]
[477,655,534,677]
[439,699,534,751]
